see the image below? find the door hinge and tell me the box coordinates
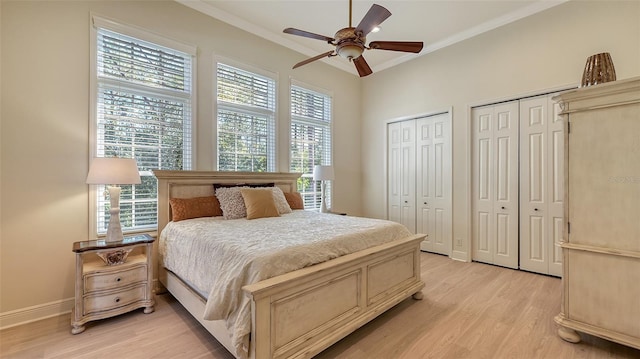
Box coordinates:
[568,222,571,234]
[568,121,571,134]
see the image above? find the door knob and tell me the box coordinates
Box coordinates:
[534,208,539,211]
[501,206,506,210]
[404,201,408,203]
[424,202,427,205]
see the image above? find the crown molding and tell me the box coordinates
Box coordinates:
[176,0,568,77]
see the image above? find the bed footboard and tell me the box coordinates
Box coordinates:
[243,234,425,359]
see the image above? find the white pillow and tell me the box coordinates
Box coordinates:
[272,187,292,214]
[215,186,249,219]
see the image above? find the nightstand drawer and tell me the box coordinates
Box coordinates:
[83,284,146,315]
[84,264,147,293]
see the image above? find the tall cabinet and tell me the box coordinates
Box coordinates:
[554,77,640,349]
[388,112,452,255]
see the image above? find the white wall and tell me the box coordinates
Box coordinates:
[360,0,640,260]
[0,0,361,324]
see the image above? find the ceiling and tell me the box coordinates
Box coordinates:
[177,0,567,77]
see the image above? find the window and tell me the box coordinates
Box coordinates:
[216,62,276,172]
[91,18,194,236]
[289,83,332,210]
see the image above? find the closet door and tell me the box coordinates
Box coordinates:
[388,122,402,224]
[472,101,519,269]
[416,113,452,255]
[519,95,564,276]
[387,120,416,233]
[400,120,416,233]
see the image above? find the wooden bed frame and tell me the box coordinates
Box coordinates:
[153,170,426,359]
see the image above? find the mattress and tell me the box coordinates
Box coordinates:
[159,210,411,357]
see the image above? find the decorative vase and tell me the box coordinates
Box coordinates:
[581,52,616,87]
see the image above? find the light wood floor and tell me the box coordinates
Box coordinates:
[2,253,639,358]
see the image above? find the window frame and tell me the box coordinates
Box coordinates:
[289,79,333,210]
[213,56,278,172]
[89,15,197,238]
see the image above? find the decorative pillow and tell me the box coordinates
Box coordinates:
[215,186,250,219]
[240,188,280,220]
[284,192,305,210]
[169,196,222,222]
[272,187,292,214]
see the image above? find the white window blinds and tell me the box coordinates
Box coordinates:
[94,26,193,235]
[289,84,332,210]
[216,62,276,172]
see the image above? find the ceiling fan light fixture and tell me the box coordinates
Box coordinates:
[336,42,364,60]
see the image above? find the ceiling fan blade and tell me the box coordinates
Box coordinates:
[369,41,424,53]
[355,4,392,36]
[283,28,334,42]
[353,55,373,77]
[293,51,336,69]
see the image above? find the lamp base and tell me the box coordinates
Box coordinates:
[105,186,124,243]
[320,181,330,213]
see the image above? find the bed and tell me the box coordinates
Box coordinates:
[153,170,425,359]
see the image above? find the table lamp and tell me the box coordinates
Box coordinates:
[313,165,334,213]
[86,157,141,242]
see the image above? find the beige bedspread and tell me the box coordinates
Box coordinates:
[159,210,411,358]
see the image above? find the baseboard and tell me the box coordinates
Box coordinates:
[451,250,470,262]
[0,298,74,330]
[1,279,162,330]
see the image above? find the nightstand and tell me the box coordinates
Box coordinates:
[71,234,155,334]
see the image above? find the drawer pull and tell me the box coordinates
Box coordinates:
[116,277,122,282]
[115,297,120,303]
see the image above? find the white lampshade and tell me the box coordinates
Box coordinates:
[313,165,334,181]
[86,157,141,185]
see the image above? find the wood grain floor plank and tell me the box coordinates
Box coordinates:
[2,253,638,358]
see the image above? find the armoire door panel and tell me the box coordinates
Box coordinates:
[552,216,563,265]
[551,129,564,203]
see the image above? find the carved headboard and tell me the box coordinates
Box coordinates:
[151,170,301,283]
[153,170,301,234]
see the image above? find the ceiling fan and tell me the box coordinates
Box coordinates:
[283,0,423,77]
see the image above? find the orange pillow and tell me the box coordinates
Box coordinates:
[169,196,222,221]
[240,188,280,220]
[284,192,304,210]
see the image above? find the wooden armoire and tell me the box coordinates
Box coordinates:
[554,76,640,349]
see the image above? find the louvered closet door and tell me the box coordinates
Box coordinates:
[472,101,519,269]
[417,113,452,255]
[519,94,564,276]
